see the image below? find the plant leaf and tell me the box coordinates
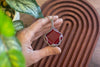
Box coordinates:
[2,36,21,50]
[13,20,24,31]
[0,37,25,67]
[0,8,25,67]
[0,52,11,67]
[0,9,15,37]
[8,49,25,67]
[6,0,44,18]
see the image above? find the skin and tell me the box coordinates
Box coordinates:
[17,16,63,66]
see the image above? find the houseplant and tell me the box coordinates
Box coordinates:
[0,0,44,67]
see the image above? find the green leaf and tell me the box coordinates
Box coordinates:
[2,36,21,50]
[0,38,5,53]
[8,49,25,67]
[13,20,24,31]
[0,9,15,37]
[0,49,25,67]
[6,0,44,18]
[0,36,25,67]
[0,8,25,67]
[0,52,11,67]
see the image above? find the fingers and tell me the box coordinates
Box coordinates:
[54,18,63,25]
[31,18,63,41]
[39,18,63,34]
[27,16,59,37]
[29,16,58,29]
[37,16,59,26]
[43,18,63,29]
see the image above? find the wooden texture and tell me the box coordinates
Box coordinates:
[30,0,100,67]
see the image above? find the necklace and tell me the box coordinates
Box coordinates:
[44,17,63,47]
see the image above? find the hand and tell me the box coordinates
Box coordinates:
[17,16,63,66]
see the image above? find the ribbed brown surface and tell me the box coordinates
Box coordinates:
[31,0,100,67]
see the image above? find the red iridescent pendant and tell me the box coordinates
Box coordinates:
[44,17,63,47]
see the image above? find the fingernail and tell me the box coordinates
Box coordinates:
[55,19,63,23]
[54,16,58,18]
[59,18,63,22]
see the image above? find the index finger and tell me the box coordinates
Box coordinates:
[37,16,59,26]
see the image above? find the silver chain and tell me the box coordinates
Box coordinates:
[48,16,55,28]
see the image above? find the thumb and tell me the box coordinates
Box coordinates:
[25,46,61,66]
[37,46,61,58]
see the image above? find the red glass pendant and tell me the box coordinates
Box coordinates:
[44,17,63,47]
